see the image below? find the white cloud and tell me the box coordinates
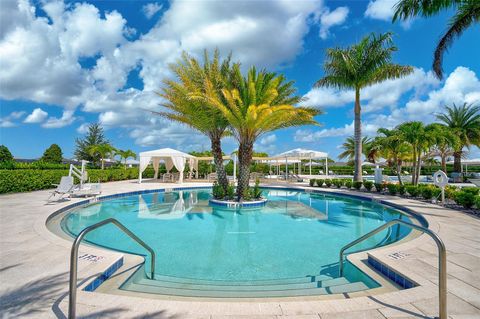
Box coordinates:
[298,66,480,142]
[42,110,76,128]
[0,0,345,145]
[364,0,412,28]
[24,108,48,123]
[318,7,349,39]
[301,68,439,113]
[259,134,277,145]
[294,122,379,142]
[142,3,162,19]
[365,0,396,21]
[0,111,26,127]
[76,123,90,134]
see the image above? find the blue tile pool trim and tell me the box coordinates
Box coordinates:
[83,257,124,292]
[368,255,416,289]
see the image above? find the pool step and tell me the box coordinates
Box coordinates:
[121,266,369,297]
[123,279,369,298]
[128,268,334,286]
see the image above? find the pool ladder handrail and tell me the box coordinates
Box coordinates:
[339,219,447,319]
[68,218,155,319]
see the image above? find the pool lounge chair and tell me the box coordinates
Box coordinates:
[72,182,102,197]
[48,176,75,201]
[163,173,175,183]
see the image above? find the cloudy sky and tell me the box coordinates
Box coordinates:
[1,0,479,160]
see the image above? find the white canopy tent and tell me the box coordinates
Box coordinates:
[138,148,197,183]
[270,148,329,177]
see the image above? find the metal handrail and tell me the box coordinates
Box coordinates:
[339,219,447,319]
[68,218,156,319]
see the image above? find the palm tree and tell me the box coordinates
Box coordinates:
[116,149,137,169]
[397,121,436,185]
[425,123,460,172]
[156,50,235,192]
[338,136,377,164]
[435,103,480,172]
[88,143,116,169]
[201,66,321,199]
[374,128,411,185]
[393,0,480,79]
[315,32,413,182]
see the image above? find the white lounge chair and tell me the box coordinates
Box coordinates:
[48,176,75,201]
[72,183,102,197]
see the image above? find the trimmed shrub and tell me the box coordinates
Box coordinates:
[406,185,419,197]
[226,184,235,200]
[316,179,324,187]
[475,196,480,210]
[309,179,316,187]
[363,180,373,191]
[352,181,362,190]
[345,180,353,189]
[432,187,441,199]
[454,191,476,208]
[398,184,406,196]
[333,179,344,188]
[387,183,398,195]
[462,187,480,196]
[445,185,459,200]
[325,179,332,187]
[374,183,383,192]
[0,168,147,194]
[421,186,434,200]
[212,181,225,199]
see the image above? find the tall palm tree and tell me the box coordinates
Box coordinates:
[88,143,116,170]
[425,123,460,172]
[374,128,411,185]
[393,0,480,79]
[156,50,235,192]
[435,103,480,172]
[315,32,413,182]
[201,66,321,199]
[116,149,137,169]
[338,136,377,164]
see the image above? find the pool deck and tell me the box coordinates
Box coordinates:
[1,179,479,318]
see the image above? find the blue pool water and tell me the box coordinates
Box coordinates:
[62,188,416,284]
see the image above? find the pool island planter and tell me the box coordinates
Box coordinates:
[209,198,268,208]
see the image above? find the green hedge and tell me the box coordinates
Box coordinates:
[0,168,155,194]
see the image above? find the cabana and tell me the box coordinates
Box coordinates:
[269,148,329,177]
[138,148,198,183]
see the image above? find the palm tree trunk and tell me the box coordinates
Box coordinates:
[211,135,229,192]
[353,88,362,182]
[453,150,462,173]
[441,154,447,173]
[101,159,105,170]
[416,152,422,185]
[237,140,254,200]
[396,157,403,186]
[412,148,417,185]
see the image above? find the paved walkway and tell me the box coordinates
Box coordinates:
[1,180,479,318]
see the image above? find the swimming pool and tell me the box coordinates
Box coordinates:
[61,187,422,297]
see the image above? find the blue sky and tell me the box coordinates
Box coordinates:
[1,0,479,160]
